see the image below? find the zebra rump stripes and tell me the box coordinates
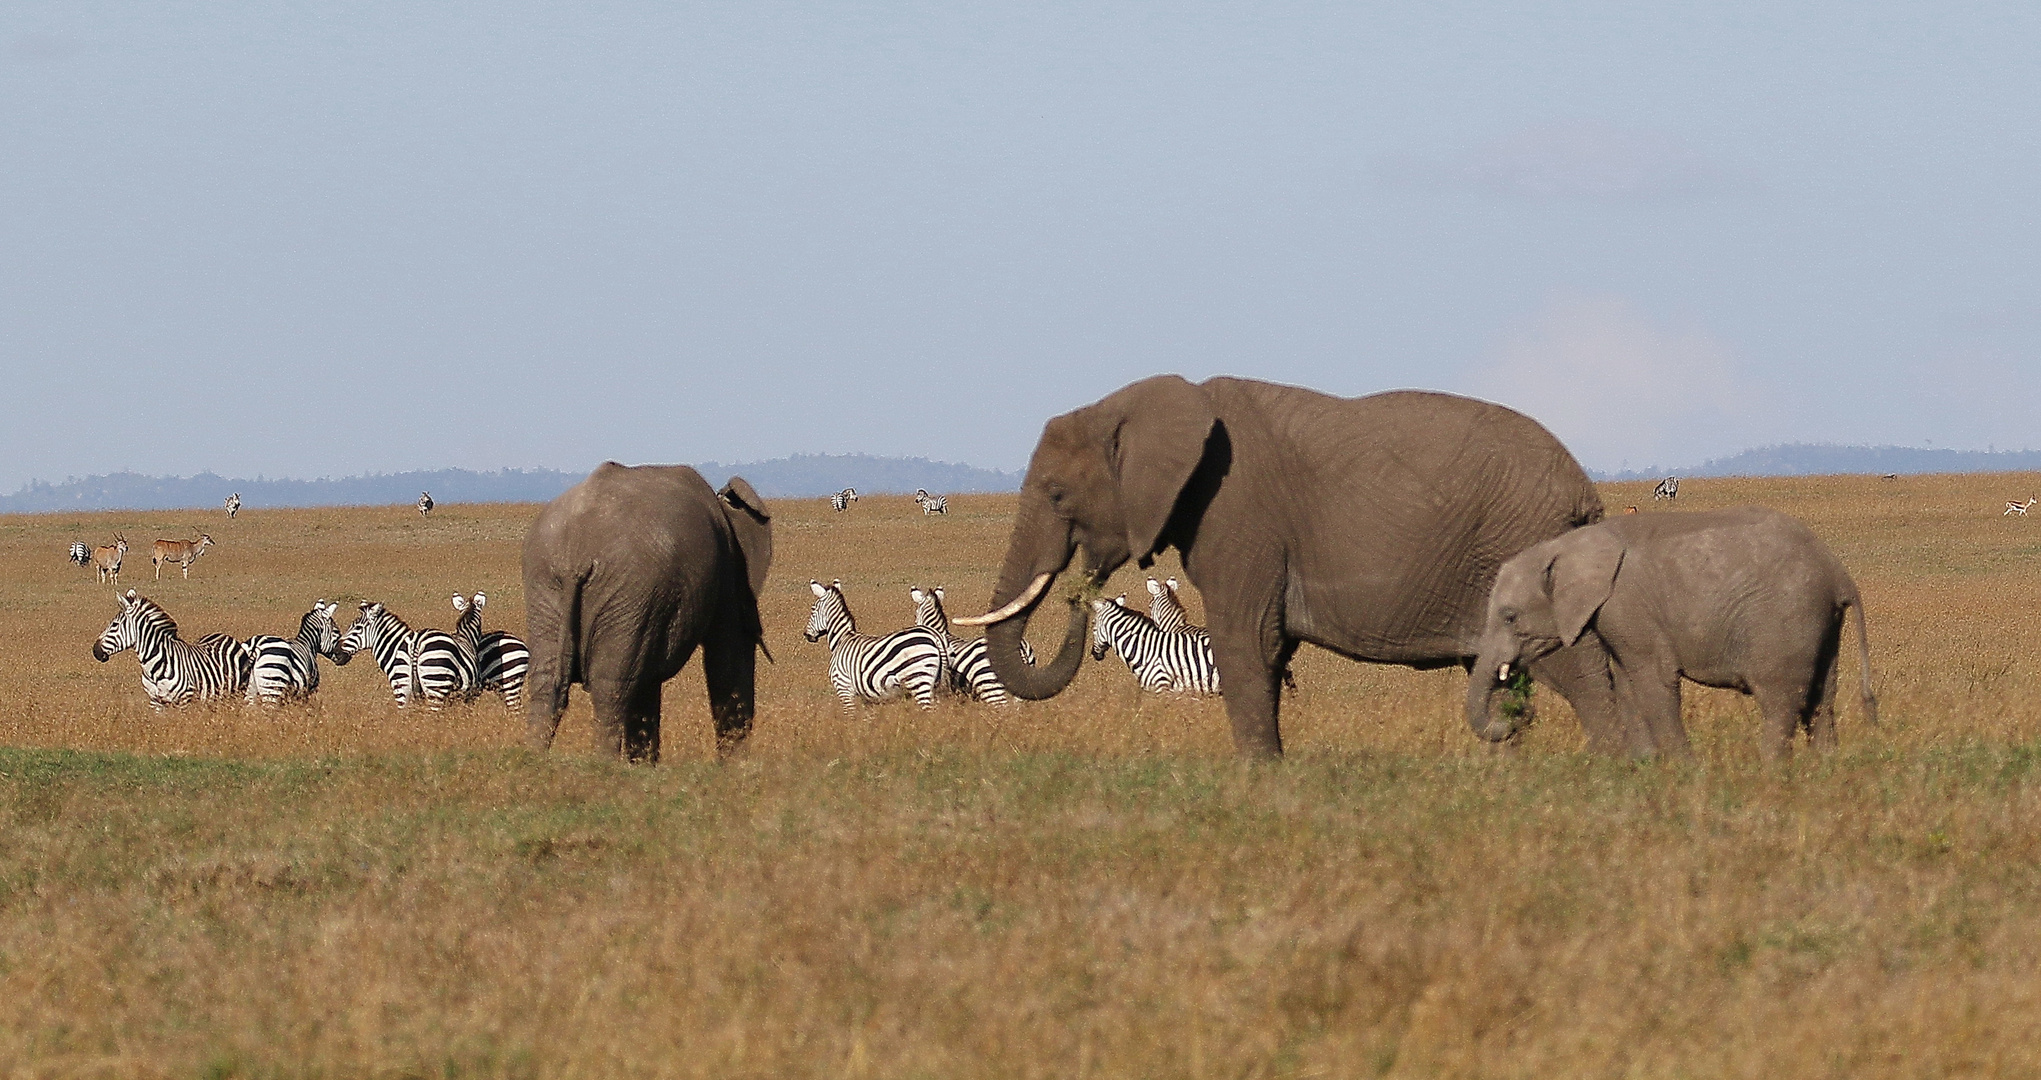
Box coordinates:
[94,589,252,708]
[805,580,944,710]
[246,600,348,706]
[69,542,90,567]
[1090,595,1221,694]
[830,488,859,512]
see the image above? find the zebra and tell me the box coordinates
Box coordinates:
[478,629,530,714]
[1090,595,1221,694]
[910,585,1031,705]
[152,533,214,580]
[246,600,349,706]
[830,488,859,512]
[405,594,482,708]
[341,600,417,706]
[1652,476,1680,501]
[804,580,944,711]
[913,489,948,515]
[2006,497,2037,517]
[68,541,90,567]
[1145,577,1202,635]
[418,491,434,517]
[93,534,128,585]
[93,589,252,708]
[223,492,241,517]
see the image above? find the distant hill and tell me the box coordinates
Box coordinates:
[0,455,1020,514]
[1596,444,2041,481]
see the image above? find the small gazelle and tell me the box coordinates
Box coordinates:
[2006,497,2037,517]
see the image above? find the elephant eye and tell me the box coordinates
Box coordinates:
[1501,608,1518,624]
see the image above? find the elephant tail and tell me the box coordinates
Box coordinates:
[1850,596,1878,727]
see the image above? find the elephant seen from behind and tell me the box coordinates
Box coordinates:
[1466,505,1876,761]
[523,463,772,762]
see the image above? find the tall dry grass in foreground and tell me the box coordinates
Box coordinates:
[3,475,2041,1077]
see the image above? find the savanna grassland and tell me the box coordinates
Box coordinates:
[5,474,2041,1078]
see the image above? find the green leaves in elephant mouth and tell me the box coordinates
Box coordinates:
[1497,668,1537,729]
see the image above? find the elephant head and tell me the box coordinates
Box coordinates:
[717,476,773,597]
[1465,529,1624,741]
[957,375,1218,700]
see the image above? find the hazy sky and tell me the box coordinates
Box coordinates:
[5,2,2037,489]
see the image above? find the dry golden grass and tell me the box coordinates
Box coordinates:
[4,476,2041,1077]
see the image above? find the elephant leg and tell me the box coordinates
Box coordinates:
[1612,660,1690,759]
[701,626,757,758]
[1530,636,1650,756]
[1210,631,1283,759]
[1751,680,1821,763]
[586,678,662,763]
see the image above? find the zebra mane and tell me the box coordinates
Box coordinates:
[130,595,178,636]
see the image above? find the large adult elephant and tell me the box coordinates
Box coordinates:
[523,463,772,762]
[955,375,1638,758]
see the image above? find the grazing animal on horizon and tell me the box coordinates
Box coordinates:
[804,580,943,711]
[92,534,128,585]
[1090,595,1222,694]
[152,533,214,580]
[911,586,1029,705]
[93,589,252,708]
[418,491,434,517]
[913,489,948,515]
[2006,497,2037,517]
[1881,474,1898,481]
[830,488,859,512]
[246,600,349,706]
[68,542,91,568]
[1652,476,1680,501]
[224,492,241,517]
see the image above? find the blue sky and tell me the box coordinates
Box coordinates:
[4,2,2037,488]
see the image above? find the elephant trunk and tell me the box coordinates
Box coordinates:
[981,495,1089,700]
[1465,651,1519,743]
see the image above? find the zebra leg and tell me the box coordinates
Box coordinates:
[702,624,757,757]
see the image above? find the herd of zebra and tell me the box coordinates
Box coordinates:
[92,589,528,712]
[802,575,1219,710]
[827,488,951,515]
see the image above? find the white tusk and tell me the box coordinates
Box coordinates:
[951,573,1054,626]
[1497,662,1511,681]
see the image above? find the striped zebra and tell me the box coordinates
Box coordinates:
[1145,577,1202,635]
[224,492,241,517]
[1653,475,1680,501]
[342,600,417,706]
[68,541,90,567]
[830,488,859,512]
[804,580,944,710]
[913,489,948,515]
[1090,595,1221,694]
[406,594,481,708]
[93,534,128,585]
[910,586,1030,705]
[478,629,530,714]
[246,600,349,706]
[418,491,434,517]
[93,589,252,708]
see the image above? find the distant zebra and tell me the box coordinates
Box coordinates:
[830,488,859,512]
[913,489,948,515]
[68,542,90,568]
[2006,497,2038,517]
[93,534,128,585]
[246,600,349,706]
[1145,577,1202,635]
[342,600,417,706]
[93,589,252,708]
[804,580,944,710]
[223,492,241,517]
[418,491,434,517]
[1652,476,1680,501]
[910,586,1030,705]
[1090,595,1221,694]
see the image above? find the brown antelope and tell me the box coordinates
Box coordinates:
[152,532,215,580]
[93,534,128,585]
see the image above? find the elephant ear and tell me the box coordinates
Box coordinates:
[718,476,773,596]
[1548,528,1625,646]
[1105,375,1216,565]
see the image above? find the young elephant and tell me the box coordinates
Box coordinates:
[1467,505,1876,760]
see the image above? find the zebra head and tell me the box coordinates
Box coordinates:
[805,580,852,643]
[301,600,349,664]
[909,586,948,635]
[94,589,166,662]
[1089,595,1131,660]
[342,601,402,656]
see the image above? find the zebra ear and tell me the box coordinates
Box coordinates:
[910,587,925,602]
[1146,578,1163,596]
[473,593,486,611]
[810,581,827,597]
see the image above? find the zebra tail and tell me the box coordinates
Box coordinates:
[1852,599,1877,727]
